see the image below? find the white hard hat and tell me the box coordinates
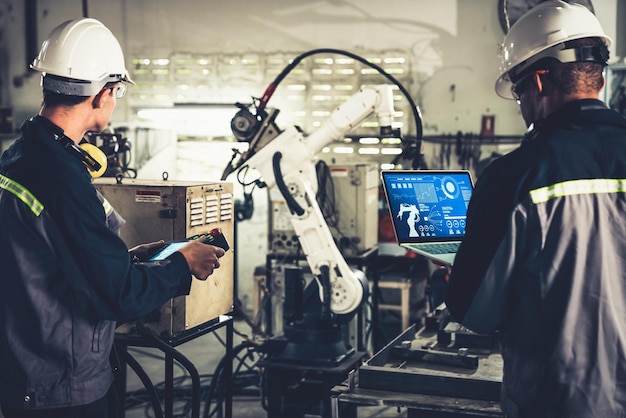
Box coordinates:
[495,0,611,99]
[31,18,134,96]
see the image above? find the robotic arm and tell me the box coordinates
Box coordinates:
[227,85,397,316]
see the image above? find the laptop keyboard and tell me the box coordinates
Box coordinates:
[422,242,460,254]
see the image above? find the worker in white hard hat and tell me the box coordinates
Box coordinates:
[446,2,626,417]
[0,18,225,418]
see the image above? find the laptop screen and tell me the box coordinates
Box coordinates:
[381,170,473,243]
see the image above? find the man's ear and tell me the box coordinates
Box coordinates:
[533,70,554,97]
[534,72,544,95]
[92,87,110,109]
[600,75,606,92]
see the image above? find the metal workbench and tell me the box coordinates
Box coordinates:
[331,311,505,418]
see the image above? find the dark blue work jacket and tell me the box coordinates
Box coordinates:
[447,100,626,418]
[0,116,192,409]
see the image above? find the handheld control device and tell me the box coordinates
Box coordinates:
[148,228,230,261]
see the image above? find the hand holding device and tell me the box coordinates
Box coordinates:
[129,240,166,262]
[189,228,230,251]
[142,229,228,281]
[178,238,225,281]
[147,228,229,261]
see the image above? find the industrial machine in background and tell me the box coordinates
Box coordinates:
[226,85,397,361]
[268,161,379,257]
[220,48,424,417]
[86,126,137,178]
[225,86,399,417]
[93,178,235,337]
[323,162,380,256]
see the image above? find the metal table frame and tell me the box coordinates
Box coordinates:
[113,315,234,418]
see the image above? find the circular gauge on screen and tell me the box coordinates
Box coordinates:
[441,176,461,200]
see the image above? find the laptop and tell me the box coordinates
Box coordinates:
[380,170,474,266]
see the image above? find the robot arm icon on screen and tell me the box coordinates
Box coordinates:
[397,203,420,237]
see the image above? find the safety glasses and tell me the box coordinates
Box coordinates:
[112,83,127,99]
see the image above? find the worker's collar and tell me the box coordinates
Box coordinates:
[31,115,65,137]
[523,99,608,143]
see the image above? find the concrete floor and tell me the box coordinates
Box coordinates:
[120,316,408,418]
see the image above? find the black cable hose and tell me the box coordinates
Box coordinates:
[272,151,305,216]
[258,47,423,141]
[121,348,165,418]
[319,264,332,319]
[136,322,202,418]
[125,372,263,416]
[315,160,338,228]
[315,160,361,254]
[203,341,261,418]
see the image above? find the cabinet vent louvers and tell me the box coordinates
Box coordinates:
[189,197,204,227]
[219,193,233,222]
[205,194,219,225]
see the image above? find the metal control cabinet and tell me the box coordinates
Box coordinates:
[93,178,234,337]
[328,162,379,255]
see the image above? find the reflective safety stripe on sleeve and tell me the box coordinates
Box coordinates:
[101,197,114,217]
[530,178,626,204]
[0,174,44,216]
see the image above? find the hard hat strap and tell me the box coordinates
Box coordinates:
[41,74,122,97]
[510,44,609,82]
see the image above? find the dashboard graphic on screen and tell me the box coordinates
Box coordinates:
[383,172,473,241]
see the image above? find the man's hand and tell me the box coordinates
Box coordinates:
[178,236,226,280]
[129,240,166,262]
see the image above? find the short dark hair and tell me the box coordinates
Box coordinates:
[550,37,606,94]
[42,89,90,107]
[519,37,607,95]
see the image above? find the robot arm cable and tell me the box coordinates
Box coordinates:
[272,151,305,216]
[257,48,423,141]
[319,264,332,320]
[315,161,339,229]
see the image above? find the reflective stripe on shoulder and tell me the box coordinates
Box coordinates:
[101,197,114,217]
[0,174,44,216]
[530,178,626,204]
